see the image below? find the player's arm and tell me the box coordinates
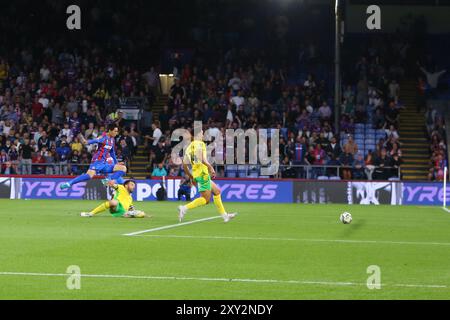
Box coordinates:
[110,143,118,164]
[201,147,216,178]
[84,135,107,146]
[182,153,193,180]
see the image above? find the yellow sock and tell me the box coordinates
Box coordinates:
[213,194,226,215]
[91,202,110,215]
[186,197,207,210]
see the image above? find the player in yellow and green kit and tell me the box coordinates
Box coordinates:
[178,129,237,223]
[80,180,146,218]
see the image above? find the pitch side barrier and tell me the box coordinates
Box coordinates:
[0,175,447,206]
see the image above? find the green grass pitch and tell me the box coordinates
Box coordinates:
[0,199,449,300]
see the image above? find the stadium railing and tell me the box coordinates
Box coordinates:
[213,164,401,181]
[0,163,402,181]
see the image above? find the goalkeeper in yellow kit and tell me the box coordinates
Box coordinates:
[80,180,146,218]
[178,130,237,223]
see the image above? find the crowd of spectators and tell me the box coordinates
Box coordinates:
[426,106,447,181]
[275,37,406,180]
[135,39,406,181]
[0,44,409,181]
[0,46,153,175]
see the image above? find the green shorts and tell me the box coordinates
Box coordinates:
[195,174,212,193]
[110,202,127,217]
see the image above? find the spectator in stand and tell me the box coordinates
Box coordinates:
[373,148,392,180]
[8,144,19,174]
[388,79,400,104]
[152,163,168,177]
[353,152,366,180]
[0,149,9,174]
[385,101,400,129]
[119,139,131,163]
[385,125,400,140]
[154,139,169,164]
[145,121,162,151]
[32,150,46,174]
[312,144,326,177]
[43,145,57,175]
[339,148,354,180]
[56,141,71,175]
[417,62,447,98]
[292,136,308,178]
[68,150,81,175]
[364,152,375,180]
[326,154,341,177]
[429,153,447,181]
[326,137,342,160]
[391,153,403,179]
[318,101,332,123]
[71,137,83,154]
[344,136,358,155]
[19,139,33,175]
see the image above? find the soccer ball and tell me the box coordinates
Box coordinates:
[340,212,352,224]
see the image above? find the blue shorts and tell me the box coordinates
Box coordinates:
[89,161,115,174]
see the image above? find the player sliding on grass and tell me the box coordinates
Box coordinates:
[60,124,127,190]
[178,129,237,223]
[81,180,146,218]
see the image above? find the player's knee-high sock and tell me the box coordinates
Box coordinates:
[213,194,227,215]
[186,197,207,211]
[68,174,91,186]
[90,202,110,215]
[108,171,126,184]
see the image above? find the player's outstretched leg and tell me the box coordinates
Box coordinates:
[81,200,116,217]
[61,170,95,190]
[211,181,237,223]
[102,164,127,185]
[178,191,209,223]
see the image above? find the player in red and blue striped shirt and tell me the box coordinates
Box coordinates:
[60,124,127,190]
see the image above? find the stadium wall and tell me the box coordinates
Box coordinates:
[0,176,447,206]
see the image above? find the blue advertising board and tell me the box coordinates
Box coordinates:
[135,179,293,203]
[20,178,107,200]
[402,182,449,206]
[18,178,293,203]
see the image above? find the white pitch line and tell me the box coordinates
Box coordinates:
[123,216,222,236]
[442,207,450,213]
[0,272,447,289]
[133,234,450,247]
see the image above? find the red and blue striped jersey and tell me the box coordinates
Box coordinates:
[88,133,117,164]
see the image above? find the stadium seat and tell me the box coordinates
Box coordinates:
[317,176,329,180]
[247,166,259,178]
[237,165,248,178]
[329,176,341,181]
[226,165,238,178]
